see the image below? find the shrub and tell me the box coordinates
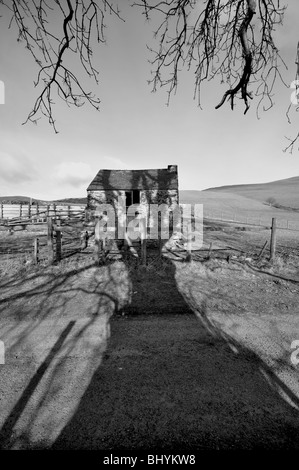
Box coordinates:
[266,197,277,207]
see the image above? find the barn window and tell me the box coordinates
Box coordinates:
[125,191,132,207]
[133,190,140,204]
[125,190,140,207]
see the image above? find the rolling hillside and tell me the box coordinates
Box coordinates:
[180,189,299,228]
[0,196,87,205]
[180,190,269,213]
[0,196,47,204]
[2,179,299,228]
[204,176,299,209]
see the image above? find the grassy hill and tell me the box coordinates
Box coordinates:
[180,189,278,216]
[52,197,87,205]
[204,176,299,209]
[2,179,299,229]
[179,189,299,228]
[0,196,87,205]
[0,196,48,204]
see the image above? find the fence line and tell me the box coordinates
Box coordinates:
[0,202,86,220]
[204,211,299,232]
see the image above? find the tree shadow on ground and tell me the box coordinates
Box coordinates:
[0,257,130,449]
[52,256,299,451]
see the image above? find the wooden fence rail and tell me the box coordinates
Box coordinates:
[46,215,280,265]
[3,210,286,265]
[0,202,86,220]
[45,215,88,264]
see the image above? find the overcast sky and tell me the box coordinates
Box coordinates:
[0,1,298,200]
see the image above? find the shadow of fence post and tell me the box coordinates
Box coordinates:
[270,217,277,260]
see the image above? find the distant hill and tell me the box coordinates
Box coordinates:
[204,176,299,209]
[179,189,299,228]
[2,175,299,212]
[52,197,87,205]
[0,196,87,205]
[179,190,274,214]
[0,196,47,204]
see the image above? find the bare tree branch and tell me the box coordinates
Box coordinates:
[215,0,255,113]
[284,41,299,153]
[284,131,299,154]
[0,0,124,132]
[134,0,286,114]
[0,0,295,142]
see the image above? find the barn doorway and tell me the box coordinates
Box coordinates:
[125,190,140,208]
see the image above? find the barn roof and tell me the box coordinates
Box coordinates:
[87,166,178,191]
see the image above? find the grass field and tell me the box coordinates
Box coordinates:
[203,175,299,209]
[181,190,299,230]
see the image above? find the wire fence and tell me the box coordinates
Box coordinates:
[1,206,298,267]
[0,208,87,266]
[204,211,299,232]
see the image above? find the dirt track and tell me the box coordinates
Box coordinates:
[0,253,299,450]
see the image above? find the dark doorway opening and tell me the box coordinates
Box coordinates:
[125,190,140,207]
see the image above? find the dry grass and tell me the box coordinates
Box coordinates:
[204,176,299,209]
[181,190,299,229]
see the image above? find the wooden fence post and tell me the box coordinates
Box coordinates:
[141,218,147,265]
[157,212,162,258]
[270,217,277,260]
[47,216,54,263]
[141,239,146,265]
[97,238,106,263]
[186,222,192,262]
[33,237,39,264]
[82,231,89,249]
[257,240,268,260]
[139,219,147,266]
[56,230,62,262]
[208,242,213,260]
[158,235,163,258]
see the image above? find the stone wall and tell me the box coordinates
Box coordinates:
[87,189,178,210]
[86,189,179,240]
[87,190,125,208]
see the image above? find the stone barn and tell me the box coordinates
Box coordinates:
[87,165,178,208]
[86,165,179,240]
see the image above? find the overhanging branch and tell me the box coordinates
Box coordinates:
[215,0,256,113]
